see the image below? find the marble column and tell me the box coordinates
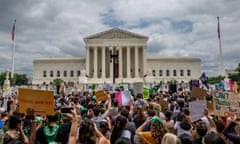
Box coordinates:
[135,46,139,77]
[118,47,123,78]
[86,46,89,77]
[101,47,106,78]
[142,45,147,77]
[109,47,113,80]
[127,46,131,78]
[94,47,98,78]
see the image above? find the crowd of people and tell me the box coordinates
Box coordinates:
[0,86,240,144]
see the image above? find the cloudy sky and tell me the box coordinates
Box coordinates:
[0,0,239,77]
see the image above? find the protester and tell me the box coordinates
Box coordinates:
[136,116,167,144]
[2,114,28,144]
[110,115,131,144]
[0,79,239,144]
[223,114,240,144]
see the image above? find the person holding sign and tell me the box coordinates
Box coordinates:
[91,93,111,130]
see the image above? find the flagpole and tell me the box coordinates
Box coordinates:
[11,20,16,80]
[217,16,224,76]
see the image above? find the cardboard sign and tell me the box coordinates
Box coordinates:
[159,98,169,111]
[190,87,207,100]
[189,100,206,122]
[214,92,240,118]
[95,90,108,102]
[207,101,214,114]
[18,88,54,115]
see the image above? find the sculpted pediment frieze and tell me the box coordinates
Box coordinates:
[84,28,148,40]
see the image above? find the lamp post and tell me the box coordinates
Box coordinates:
[110,47,118,84]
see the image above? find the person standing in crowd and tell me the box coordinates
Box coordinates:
[35,114,60,144]
[161,132,181,144]
[192,121,208,144]
[91,94,111,129]
[3,114,28,144]
[136,116,167,144]
[223,114,240,144]
[110,115,131,144]
[164,110,174,133]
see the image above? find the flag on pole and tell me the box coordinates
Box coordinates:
[12,19,16,41]
[217,16,220,39]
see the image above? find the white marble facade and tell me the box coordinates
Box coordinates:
[32,28,201,85]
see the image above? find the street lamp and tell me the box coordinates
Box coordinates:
[110,47,118,84]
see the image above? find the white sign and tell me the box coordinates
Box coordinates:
[189,100,206,122]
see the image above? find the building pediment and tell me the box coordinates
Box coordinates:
[84,28,148,41]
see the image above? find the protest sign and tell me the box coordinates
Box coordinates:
[18,88,54,115]
[142,88,150,100]
[121,91,132,106]
[189,100,206,122]
[95,90,108,102]
[214,92,240,118]
[159,97,169,111]
[207,101,214,114]
[190,87,207,100]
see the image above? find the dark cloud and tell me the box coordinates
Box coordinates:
[0,0,239,77]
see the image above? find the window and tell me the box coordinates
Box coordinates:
[159,70,163,76]
[152,70,156,77]
[50,70,54,77]
[180,69,184,76]
[57,70,60,77]
[64,70,67,77]
[187,69,191,76]
[173,69,177,76]
[43,71,47,77]
[166,70,170,76]
[77,70,81,76]
[70,70,74,77]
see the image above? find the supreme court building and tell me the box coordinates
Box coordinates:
[32,28,201,85]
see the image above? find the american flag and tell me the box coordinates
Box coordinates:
[12,19,16,41]
[217,16,220,39]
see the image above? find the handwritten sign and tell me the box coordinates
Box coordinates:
[18,88,54,115]
[214,92,240,118]
[189,100,206,122]
[159,98,169,111]
[95,90,108,102]
[190,87,207,100]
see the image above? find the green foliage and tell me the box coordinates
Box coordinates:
[228,63,240,84]
[53,78,64,86]
[0,71,28,86]
[208,76,223,84]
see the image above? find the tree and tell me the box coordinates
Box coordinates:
[53,78,64,86]
[0,71,28,86]
[228,64,240,84]
[208,76,223,84]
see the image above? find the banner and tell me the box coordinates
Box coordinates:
[18,88,54,115]
[214,92,240,118]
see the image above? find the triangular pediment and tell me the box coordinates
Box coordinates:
[84,28,148,40]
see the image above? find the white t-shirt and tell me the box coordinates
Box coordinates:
[174,121,192,137]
